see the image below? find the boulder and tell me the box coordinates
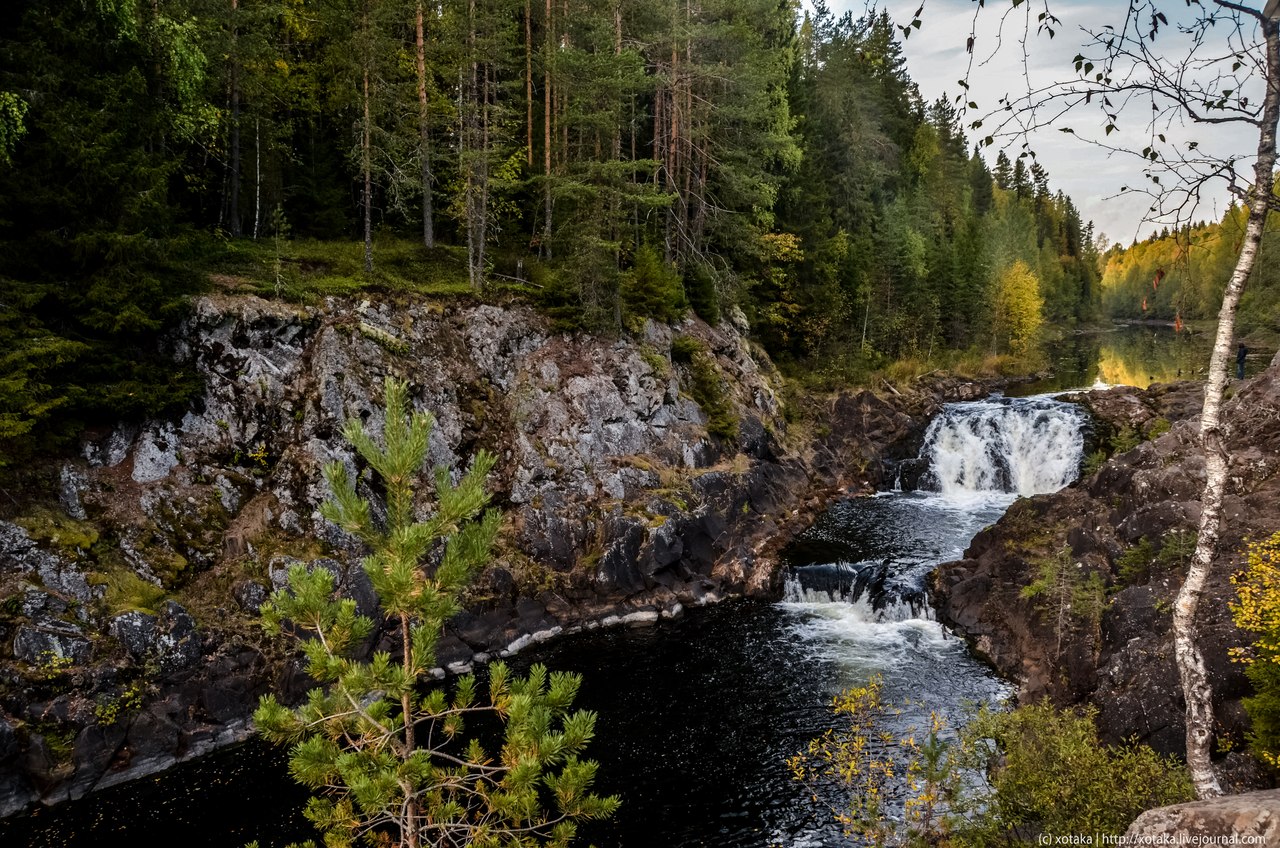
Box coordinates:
[1126,789,1280,843]
[105,603,201,673]
[108,611,159,662]
[13,620,92,666]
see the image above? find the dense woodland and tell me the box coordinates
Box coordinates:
[1099,202,1280,336]
[0,0,1105,466]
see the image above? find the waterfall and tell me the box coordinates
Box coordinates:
[782,561,930,621]
[782,394,1086,619]
[919,396,1086,497]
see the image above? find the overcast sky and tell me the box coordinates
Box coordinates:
[816,1,1268,245]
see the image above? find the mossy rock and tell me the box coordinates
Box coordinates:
[15,508,99,554]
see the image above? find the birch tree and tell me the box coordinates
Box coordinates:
[907,0,1280,798]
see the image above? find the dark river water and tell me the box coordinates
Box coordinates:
[0,496,1015,848]
[1,328,1187,848]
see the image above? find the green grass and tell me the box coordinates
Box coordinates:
[201,236,478,302]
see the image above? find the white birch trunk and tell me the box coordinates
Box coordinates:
[1175,11,1280,800]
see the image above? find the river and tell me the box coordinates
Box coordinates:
[4,327,1184,847]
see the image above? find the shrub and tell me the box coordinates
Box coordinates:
[1116,537,1157,586]
[685,263,721,325]
[1020,545,1106,658]
[670,334,701,363]
[790,683,1192,847]
[1230,532,1280,766]
[956,702,1192,843]
[687,352,737,442]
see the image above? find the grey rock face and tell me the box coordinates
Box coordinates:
[132,424,181,483]
[13,620,92,665]
[1,294,980,817]
[105,603,201,673]
[0,522,93,604]
[58,465,87,521]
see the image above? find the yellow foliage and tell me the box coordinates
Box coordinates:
[1229,532,1280,767]
[759,231,804,263]
[1231,533,1280,661]
[992,260,1045,356]
[787,676,951,845]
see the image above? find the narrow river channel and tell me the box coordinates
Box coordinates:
[2,389,1090,847]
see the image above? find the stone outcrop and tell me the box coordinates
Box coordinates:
[933,362,1280,774]
[1125,789,1280,843]
[0,294,974,817]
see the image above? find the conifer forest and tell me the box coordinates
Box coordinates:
[0,0,1111,467]
[3,0,1280,845]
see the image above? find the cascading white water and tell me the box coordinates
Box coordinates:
[781,560,930,621]
[920,396,1086,497]
[781,394,1087,620]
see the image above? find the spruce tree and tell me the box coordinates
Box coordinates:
[254,377,618,848]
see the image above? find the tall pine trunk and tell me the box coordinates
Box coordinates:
[253,118,261,238]
[228,0,242,237]
[464,0,485,289]
[415,0,434,248]
[525,0,533,167]
[1175,13,1280,800]
[542,0,553,257]
[361,2,373,276]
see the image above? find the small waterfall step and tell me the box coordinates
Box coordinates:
[782,561,929,622]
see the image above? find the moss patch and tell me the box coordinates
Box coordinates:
[15,508,99,553]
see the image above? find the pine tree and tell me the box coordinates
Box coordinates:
[254,377,618,848]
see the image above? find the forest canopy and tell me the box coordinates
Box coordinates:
[0,0,1106,465]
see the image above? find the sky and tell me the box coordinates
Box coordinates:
[815,1,1271,245]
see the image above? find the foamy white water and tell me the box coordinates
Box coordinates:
[777,394,1087,844]
[920,396,1086,497]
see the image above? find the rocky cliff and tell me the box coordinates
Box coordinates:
[934,352,1280,785]
[0,294,961,817]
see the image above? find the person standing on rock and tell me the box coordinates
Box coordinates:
[1238,342,1249,380]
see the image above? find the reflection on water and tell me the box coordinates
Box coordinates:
[1095,327,1209,387]
[1014,324,1212,395]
